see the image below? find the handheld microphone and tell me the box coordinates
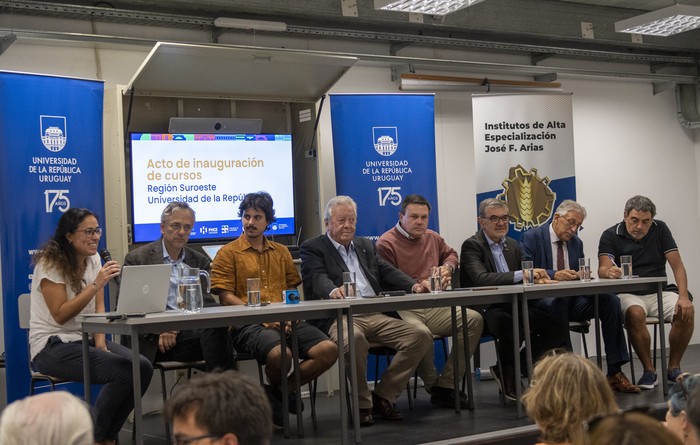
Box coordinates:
[99,249,121,286]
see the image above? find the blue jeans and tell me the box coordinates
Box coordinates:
[33,336,154,442]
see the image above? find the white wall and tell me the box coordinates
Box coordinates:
[319,64,700,350]
[0,33,699,404]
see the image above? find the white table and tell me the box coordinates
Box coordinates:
[80,300,350,445]
[520,277,668,394]
[341,286,524,442]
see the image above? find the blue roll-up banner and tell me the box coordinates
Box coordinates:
[330,94,439,238]
[0,71,105,402]
[472,93,575,241]
[330,94,442,377]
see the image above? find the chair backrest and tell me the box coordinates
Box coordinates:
[18,293,31,329]
[17,293,37,373]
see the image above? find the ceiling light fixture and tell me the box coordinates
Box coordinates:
[213,17,287,32]
[614,4,700,37]
[399,73,562,93]
[374,0,487,16]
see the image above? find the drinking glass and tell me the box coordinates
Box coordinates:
[429,266,441,294]
[247,277,261,307]
[578,257,592,282]
[620,255,633,279]
[343,271,357,299]
[522,260,534,286]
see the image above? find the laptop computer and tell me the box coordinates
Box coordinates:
[81,263,172,318]
[115,264,172,315]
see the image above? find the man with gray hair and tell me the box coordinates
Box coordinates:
[301,195,431,427]
[0,391,93,445]
[123,201,231,371]
[460,198,569,401]
[598,195,694,389]
[521,199,639,393]
[164,370,273,445]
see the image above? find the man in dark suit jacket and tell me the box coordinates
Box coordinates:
[123,202,230,371]
[520,199,639,393]
[460,198,569,401]
[300,195,431,427]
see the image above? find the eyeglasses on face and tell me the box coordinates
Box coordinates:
[168,223,193,233]
[560,217,584,231]
[676,372,696,402]
[76,227,102,237]
[483,215,510,224]
[171,433,221,445]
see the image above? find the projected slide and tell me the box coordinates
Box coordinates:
[130,133,295,243]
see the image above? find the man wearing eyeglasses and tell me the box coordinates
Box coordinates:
[165,370,273,445]
[460,198,569,401]
[123,201,231,371]
[520,200,639,393]
[598,195,694,389]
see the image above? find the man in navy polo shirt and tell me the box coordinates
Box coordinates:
[598,195,694,390]
[522,199,638,393]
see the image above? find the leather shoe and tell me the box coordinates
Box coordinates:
[359,408,374,427]
[608,371,641,393]
[371,391,404,420]
[430,386,468,409]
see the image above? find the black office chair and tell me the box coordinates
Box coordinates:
[153,359,206,444]
[18,293,68,395]
[569,319,592,357]
[233,337,319,430]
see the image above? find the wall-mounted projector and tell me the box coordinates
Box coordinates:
[168,117,263,134]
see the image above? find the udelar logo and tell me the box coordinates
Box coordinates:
[372,127,398,156]
[40,115,67,152]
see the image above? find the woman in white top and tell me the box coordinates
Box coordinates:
[30,208,153,445]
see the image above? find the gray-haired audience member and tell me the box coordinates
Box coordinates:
[164,370,273,445]
[670,373,700,445]
[0,391,93,445]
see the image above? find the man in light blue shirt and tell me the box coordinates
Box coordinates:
[123,202,231,371]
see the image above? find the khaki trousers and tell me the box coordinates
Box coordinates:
[329,312,431,409]
[398,307,483,390]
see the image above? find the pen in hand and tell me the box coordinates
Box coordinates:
[607,254,620,278]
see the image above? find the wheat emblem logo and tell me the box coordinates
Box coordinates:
[496,164,556,230]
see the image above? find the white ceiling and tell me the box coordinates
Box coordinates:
[1,0,698,83]
[559,0,700,9]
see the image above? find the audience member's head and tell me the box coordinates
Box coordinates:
[587,411,682,445]
[164,370,272,445]
[522,352,618,445]
[0,391,93,445]
[673,373,700,445]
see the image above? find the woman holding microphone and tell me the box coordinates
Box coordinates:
[29,208,153,445]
